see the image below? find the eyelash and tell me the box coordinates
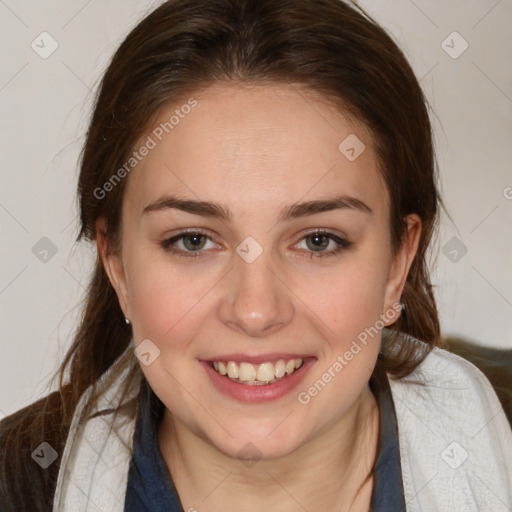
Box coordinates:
[160,229,351,260]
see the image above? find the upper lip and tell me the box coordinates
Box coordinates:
[203,353,316,364]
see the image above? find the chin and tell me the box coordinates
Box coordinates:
[203,421,309,463]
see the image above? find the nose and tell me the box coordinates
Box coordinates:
[217,248,295,338]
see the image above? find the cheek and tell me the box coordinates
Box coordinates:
[126,255,217,342]
[294,260,389,344]
[296,267,387,411]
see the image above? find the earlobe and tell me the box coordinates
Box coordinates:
[382,214,422,325]
[95,217,131,319]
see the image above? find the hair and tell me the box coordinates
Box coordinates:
[1,0,443,507]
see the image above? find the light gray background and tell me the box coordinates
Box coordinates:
[1,0,511,417]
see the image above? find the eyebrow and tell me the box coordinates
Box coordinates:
[142,194,372,222]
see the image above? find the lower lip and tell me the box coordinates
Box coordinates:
[200,358,316,402]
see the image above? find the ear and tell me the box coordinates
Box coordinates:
[96,217,131,320]
[382,214,422,326]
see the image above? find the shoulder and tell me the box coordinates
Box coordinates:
[388,339,512,509]
[392,340,511,410]
[390,340,512,490]
[442,336,512,425]
[0,389,71,512]
[389,340,510,428]
[405,341,503,387]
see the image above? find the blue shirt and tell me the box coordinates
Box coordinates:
[124,362,406,511]
[369,363,406,511]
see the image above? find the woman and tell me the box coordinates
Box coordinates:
[1,0,511,510]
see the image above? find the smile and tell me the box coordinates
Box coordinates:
[209,358,304,385]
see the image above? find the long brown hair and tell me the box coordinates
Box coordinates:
[2,0,442,507]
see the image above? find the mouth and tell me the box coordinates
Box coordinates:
[207,357,305,386]
[201,355,316,402]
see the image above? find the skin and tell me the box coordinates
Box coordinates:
[97,83,421,511]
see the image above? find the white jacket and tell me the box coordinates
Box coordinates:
[52,339,512,512]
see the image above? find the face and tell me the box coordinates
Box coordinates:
[99,83,420,461]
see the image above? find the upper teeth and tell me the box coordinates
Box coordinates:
[213,358,304,384]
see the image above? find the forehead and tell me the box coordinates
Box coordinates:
[123,83,388,219]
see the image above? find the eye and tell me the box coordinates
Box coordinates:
[294,229,351,258]
[160,228,351,260]
[160,229,218,258]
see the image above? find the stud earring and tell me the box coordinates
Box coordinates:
[125,317,131,325]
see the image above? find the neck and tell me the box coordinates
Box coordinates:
[158,385,380,512]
